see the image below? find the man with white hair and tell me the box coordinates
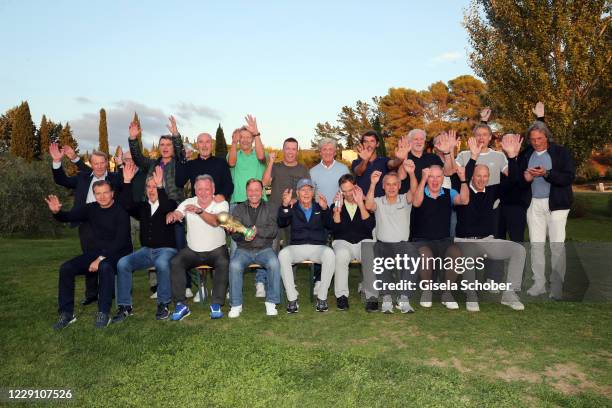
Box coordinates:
[310,137,350,205]
[166,175,230,320]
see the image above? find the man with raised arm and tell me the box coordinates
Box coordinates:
[45,181,132,329]
[112,163,178,323]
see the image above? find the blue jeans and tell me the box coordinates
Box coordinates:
[117,247,177,306]
[229,247,281,307]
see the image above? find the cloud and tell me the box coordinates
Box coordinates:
[74,96,94,104]
[431,51,463,63]
[70,100,171,151]
[174,102,222,121]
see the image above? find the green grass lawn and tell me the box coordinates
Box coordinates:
[0,192,611,407]
[566,192,612,242]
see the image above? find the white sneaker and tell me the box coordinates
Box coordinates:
[419,290,433,308]
[381,301,394,314]
[193,290,202,303]
[396,300,415,314]
[487,278,500,294]
[228,305,242,318]
[265,302,278,316]
[357,282,363,294]
[527,284,546,297]
[150,291,157,299]
[442,301,459,310]
[501,291,525,311]
[185,288,194,298]
[255,282,266,298]
[466,301,480,312]
[313,281,321,296]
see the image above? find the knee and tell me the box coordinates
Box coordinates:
[117,256,131,273]
[334,248,351,264]
[154,258,171,274]
[322,247,335,263]
[59,261,74,276]
[98,261,115,276]
[278,248,291,263]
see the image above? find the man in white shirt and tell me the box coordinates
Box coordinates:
[166,175,230,320]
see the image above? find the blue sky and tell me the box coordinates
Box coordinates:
[0,0,474,151]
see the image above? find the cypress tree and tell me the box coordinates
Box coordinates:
[10,101,36,162]
[37,115,51,159]
[214,124,227,159]
[98,108,109,154]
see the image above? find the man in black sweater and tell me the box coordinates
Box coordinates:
[323,174,375,311]
[112,163,178,323]
[277,178,334,313]
[45,181,132,329]
[454,134,526,312]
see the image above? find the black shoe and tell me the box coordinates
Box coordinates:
[80,295,98,306]
[95,312,111,328]
[365,298,379,313]
[111,305,133,324]
[156,303,170,320]
[53,312,76,330]
[336,295,349,311]
[286,300,299,314]
[315,299,329,312]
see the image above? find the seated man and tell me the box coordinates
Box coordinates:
[411,163,469,310]
[454,134,526,311]
[365,170,419,314]
[45,181,132,329]
[166,175,230,320]
[227,178,281,318]
[322,174,375,311]
[112,163,178,323]
[277,178,334,313]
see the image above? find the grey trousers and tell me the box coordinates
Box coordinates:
[278,244,334,302]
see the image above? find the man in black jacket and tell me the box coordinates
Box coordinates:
[112,163,178,323]
[45,181,132,329]
[323,174,375,311]
[50,143,122,305]
[277,178,334,313]
[519,118,575,299]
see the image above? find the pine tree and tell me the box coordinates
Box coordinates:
[10,101,36,162]
[0,106,18,154]
[37,115,51,159]
[98,108,109,154]
[214,124,228,159]
[59,122,79,175]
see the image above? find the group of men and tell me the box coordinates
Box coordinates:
[45,102,575,329]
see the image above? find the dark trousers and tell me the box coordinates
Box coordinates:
[78,223,99,299]
[171,245,229,305]
[498,204,527,242]
[58,252,120,315]
[174,222,192,288]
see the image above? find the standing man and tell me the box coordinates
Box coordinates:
[166,175,230,320]
[112,164,178,323]
[520,113,574,299]
[50,144,122,306]
[45,181,132,329]
[227,115,269,297]
[227,179,281,318]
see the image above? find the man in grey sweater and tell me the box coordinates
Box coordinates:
[227,179,281,317]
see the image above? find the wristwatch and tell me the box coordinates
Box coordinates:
[196,208,204,215]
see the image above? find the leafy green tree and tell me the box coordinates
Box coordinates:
[465,0,612,165]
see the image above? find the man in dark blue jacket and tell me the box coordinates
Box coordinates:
[50,143,122,305]
[45,181,132,330]
[277,178,334,313]
[519,118,575,299]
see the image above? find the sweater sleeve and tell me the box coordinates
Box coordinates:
[277,205,293,228]
[545,147,575,187]
[53,204,90,223]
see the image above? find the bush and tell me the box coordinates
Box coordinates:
[0,154,73,236]
[569,194,592,218]
[579,163,600,182]
[605,168,612,180]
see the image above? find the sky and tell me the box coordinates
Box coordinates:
[0,0,475,151]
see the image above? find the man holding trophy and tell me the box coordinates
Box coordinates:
[166,175,230,320]
[225,178,281,318]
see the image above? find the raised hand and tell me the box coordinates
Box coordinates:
[62,144,77,160]
[447,129,458,150]
[403,159,416,175]
[468,137,482,158]
[333,191,344,210]
[268,151,277,163]
[435,132,451,153]
[532,102,544,118]
[370,170,382,185]
[244,114,259,136]
[153,165,163,187]
[316,193,328,210]
[44,195,62,213]
[123,161,137,182]
[49,143,63,162]
[480,107,492,122]
[282,188,293,207]
[501,134,523,158]
[166,115,178,136]
[353,186,365,203]
[394,135,411,160]
[421,167,431,182]
[456,166,466,181]
[114,146,124,166]
[231,129,241,145]
[129,121,141,140]
[356,143,372,161]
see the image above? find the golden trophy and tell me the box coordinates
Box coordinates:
[216,212,256,240]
